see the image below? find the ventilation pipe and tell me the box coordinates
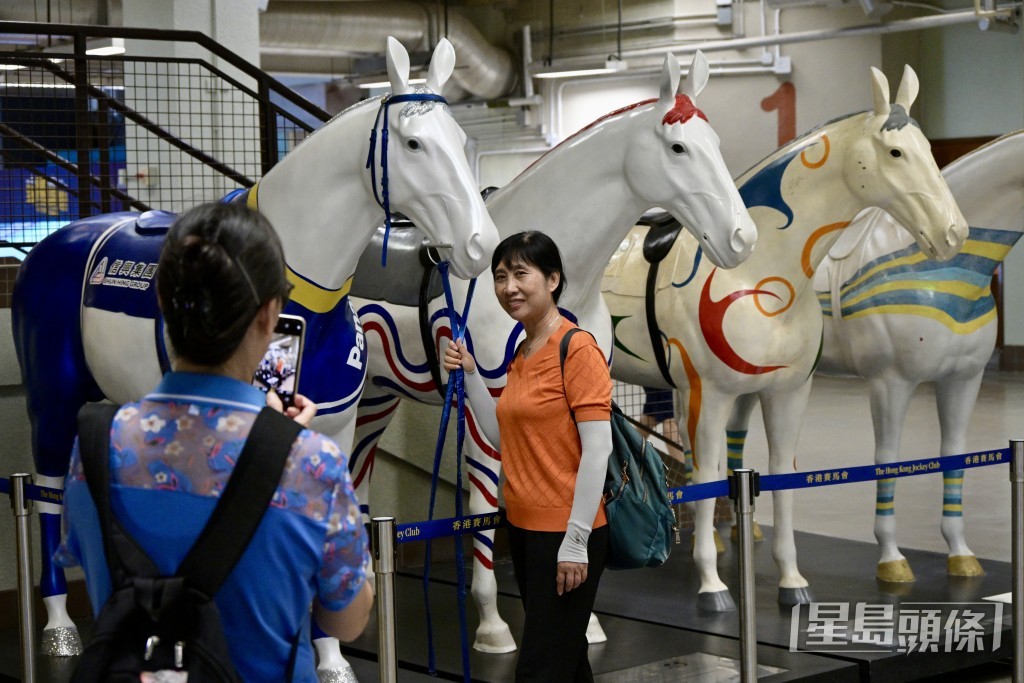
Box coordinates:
[259,1,518,99]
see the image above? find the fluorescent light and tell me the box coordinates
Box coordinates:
[533,58,628,80]
[359,77,425,90]
[0,64,25,71]
[86,38,125,56]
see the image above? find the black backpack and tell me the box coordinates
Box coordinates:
[74,403,302,682]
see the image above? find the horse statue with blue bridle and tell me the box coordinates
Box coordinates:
[348,51,757,653]
[601,65,968,611]
[812,129,1024,582]
[11,37,499,679]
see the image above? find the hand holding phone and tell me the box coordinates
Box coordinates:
[253,314,305,409]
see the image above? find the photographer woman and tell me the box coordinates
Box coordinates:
[57,202,373,681]
[444,231,613,682]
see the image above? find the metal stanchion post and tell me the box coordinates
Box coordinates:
[730,468,758,683]
[372,517,397,683]
[11,473,37,683]
[1011,441,1023,683]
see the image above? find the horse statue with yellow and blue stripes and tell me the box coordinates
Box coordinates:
[814,129,1024,583]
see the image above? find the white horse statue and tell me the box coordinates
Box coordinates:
[811,129,1024,582]
[601,65,968,610]
[11,37,499,680]
[348,51,757,652]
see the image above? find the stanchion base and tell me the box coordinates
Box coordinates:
[697,589,736,612]
[779,586,814,606]
[40,626,82,657]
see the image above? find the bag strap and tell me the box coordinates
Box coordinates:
[79,403,157,586]
[558,327,595,422]
[78,404,302,598]
[177,407,302,596]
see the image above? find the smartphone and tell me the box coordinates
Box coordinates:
[253,313,306,409]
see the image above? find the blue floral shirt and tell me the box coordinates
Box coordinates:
[57,372,368,682]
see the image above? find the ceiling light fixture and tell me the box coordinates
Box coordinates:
[533,58,627,80]
[358,77,426,90]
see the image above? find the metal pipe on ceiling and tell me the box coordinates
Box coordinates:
[259,1,517,99]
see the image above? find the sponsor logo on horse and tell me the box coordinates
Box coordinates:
[89,258,107,285]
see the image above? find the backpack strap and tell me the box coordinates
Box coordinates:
[78,403,157,586]
[558,327,596,422]
[177,407,302,597]
[78,403,302,599]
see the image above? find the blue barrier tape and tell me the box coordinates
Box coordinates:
[396,512,507,544]
[0,448,1009,536]
[759,447,1009,493]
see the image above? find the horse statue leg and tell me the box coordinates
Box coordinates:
[760,385,813,606]
[689,389,736,611]
[867,374,917,583]
[725,394,764,543]
[13,241,105,656]
[935,374,984,577]
[463,410,517,652]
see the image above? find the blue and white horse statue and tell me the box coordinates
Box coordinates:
[815,129,1024,582]
[11,37,499,679]
[349,52,757,653]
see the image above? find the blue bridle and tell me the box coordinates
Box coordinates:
[365,91,449,266]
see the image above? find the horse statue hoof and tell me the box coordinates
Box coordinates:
[730,521,764,543]
[778,586,814,607]
[586,613,607,644]
[697,590,736,612]
[41,626,82,656]
[473,623,517,653]
[318,662,358,683]
[948,555,984,577]
[877,559,915,583]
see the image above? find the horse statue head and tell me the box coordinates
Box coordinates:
[372,37,499,278]
[841,65,967,260]
[624,51,757,269]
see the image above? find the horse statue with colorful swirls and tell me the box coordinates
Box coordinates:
[601,65,967,610]
[11,37,499,680]
[348,51,756,653]
[811,128,1024,582]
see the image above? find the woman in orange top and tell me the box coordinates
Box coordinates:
[445,231,613,682]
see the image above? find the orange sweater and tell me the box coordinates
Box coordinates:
[496,320,612,532]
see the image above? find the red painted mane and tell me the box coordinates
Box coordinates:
[662,94,708,126]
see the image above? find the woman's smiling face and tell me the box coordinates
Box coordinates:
[492,258,559,325]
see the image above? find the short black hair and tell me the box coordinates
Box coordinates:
[490,230,567,303]
[157,202,292,366]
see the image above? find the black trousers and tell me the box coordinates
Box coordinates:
[508,524,609,683]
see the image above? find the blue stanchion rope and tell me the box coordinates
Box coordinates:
[422,260,476,681]
[365,92,448,266]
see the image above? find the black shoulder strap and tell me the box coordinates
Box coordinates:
[78,404,302,598]
[79,403,155,586]
[558,327,595,422]
[177,407,302,596]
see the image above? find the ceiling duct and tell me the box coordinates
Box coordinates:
[259,1,517,100]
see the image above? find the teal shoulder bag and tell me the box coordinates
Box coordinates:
[559,328,677,570]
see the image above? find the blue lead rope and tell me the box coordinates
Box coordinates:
[365,92,448,266]
[424,261,476,680]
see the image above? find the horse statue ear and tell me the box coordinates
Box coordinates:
[659,52,681,111]
[426,38,456,94]
[894,64,919,112]
[870,66,891,117]
[386,36,412,96]
[681,50,709,101]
